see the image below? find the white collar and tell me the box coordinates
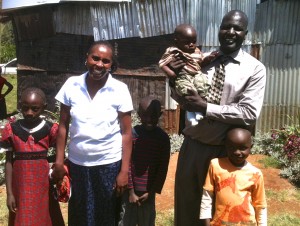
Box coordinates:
[19,119,46,133]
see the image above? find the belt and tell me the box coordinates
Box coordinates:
[14,150,48,160]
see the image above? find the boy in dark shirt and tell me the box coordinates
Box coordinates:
[120,96,170,226]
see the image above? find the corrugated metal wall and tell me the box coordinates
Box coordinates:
[254,0,300,45]
[185,0,258,48]
[254,0,300,133]
[13,0,300,135]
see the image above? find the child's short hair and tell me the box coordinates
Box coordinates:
[226,127,253,145]
[21,87,46,104]
[139,96,162,113]
[174,24,197,37]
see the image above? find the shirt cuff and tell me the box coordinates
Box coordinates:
[255,207,267,226]
[206,103,221,118]
[200,189,213,219]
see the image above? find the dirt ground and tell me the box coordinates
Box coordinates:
[1,153,299,223]
[156,153,300,217]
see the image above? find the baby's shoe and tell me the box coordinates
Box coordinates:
[189,118,199,126]
[195,112,204,121]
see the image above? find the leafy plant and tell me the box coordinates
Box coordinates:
[44,101,61,123]
[169,133,184,154]
[131,110,141,127]
[0,22,16,63]
[254,114,300,185]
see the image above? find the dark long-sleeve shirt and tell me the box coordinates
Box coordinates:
[128,125,170,194]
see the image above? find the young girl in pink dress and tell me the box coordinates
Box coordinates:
[2,87,64,226]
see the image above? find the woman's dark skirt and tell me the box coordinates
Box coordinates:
[68,160,121,226]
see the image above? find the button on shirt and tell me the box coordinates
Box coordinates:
[55,73,133,166]
[183,49,266,145]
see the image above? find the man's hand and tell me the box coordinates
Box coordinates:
[168,55,186,75]
[183,89,207,114]
[203,219,211,226]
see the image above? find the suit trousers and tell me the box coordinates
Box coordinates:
[175,136,226,226]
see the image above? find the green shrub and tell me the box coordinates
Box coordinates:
[254,115,300,186]
[131,110,141,127]
[169,133,184,154]
[0,22,16,63]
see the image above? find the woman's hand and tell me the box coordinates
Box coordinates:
[116,111,132,196]
[53,103,70,182]
[51,163,67,183]
[7,194,17,213]
[115,170,128,196]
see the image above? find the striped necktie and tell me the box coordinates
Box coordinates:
[207,57,227,104]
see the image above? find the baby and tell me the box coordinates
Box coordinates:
[159,24,211,126]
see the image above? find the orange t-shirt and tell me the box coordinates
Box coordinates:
[203,158,267,225]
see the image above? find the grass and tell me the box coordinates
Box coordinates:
[258,155,281,169]
[294,188,300,200]
[266,188,295,202]
[156,209,174,226]
[0,192,9,225]
[268,214,300,226]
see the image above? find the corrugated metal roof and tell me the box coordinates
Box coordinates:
[54,0,185,40]
[90,1,139,39]
[1,0,130,11]
[55,3,93,35]
[11,0,260,43]
[254,0,300,45]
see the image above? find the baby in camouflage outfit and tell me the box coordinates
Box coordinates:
[159,24,210,126]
